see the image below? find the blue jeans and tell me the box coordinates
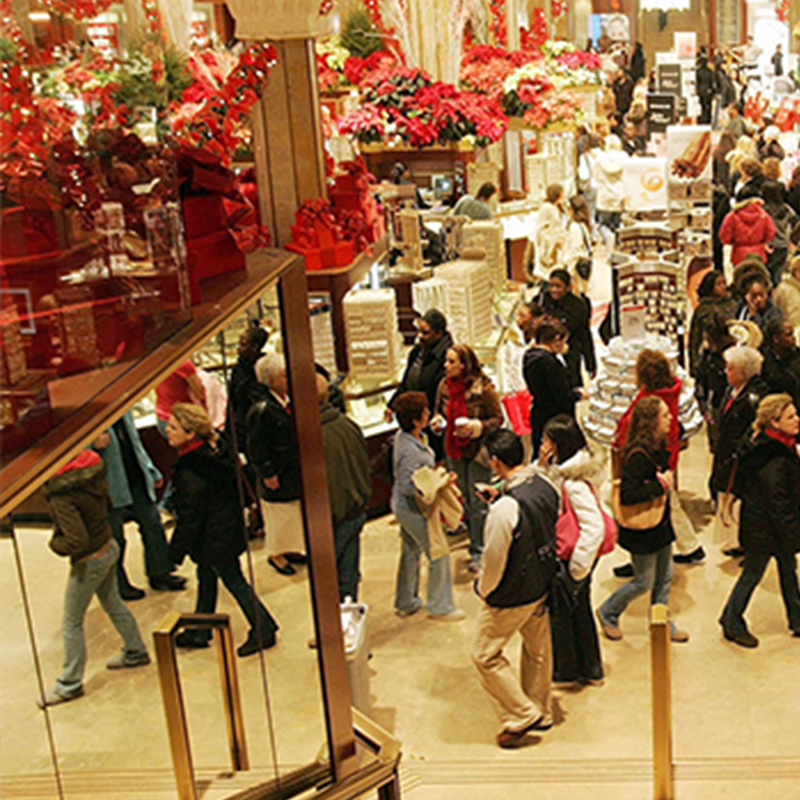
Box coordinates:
[599,545,674,630]
[447,456,491,564]
[720,549,800,635]
[194,558,278,643]
[57,540,147,695]
[394,499,455,616]
[334,513,366,602]
[108,469,173,585]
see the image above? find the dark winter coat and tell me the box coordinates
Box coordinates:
[733,297,784,333]
[535,290,597,386]
[320,405,372,526]
[688,295,734,377]
[719,198,777,266]
[389,330,453,413]
[762,346,800,406]
[169,436,247,567]
[44,459,112,563]
[226,356,267,453]
[711,376,770,493]
[246,391,301,502]
[617,448,675,555]
[523,347,579,451]
[735,434,800,555]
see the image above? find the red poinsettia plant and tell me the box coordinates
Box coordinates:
[339,62,507,148]
[460,45,540,99]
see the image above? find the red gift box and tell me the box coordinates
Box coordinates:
[334,173,371,193]
[181,195,228,239]
[185,229,246,303]
[285,240,355,271]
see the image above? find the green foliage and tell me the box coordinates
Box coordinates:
[0,36,19,62]
[340,7,383,59]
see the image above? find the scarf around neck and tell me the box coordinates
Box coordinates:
[445,376,469,461]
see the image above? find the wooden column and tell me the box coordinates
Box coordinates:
[251,39,327,247]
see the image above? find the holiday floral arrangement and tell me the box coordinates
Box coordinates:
[459,45,539,100]
[338,62,507,148]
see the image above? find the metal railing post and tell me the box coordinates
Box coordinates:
[154,612,250,800]
[650,603,674,800]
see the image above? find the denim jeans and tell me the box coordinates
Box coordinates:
[599,545,674,630]
[108,469,173,586]
[720,549,800,635]
[57,540,147,695]
[334,513,366,602]
[394,499,455,616]
[194,557,278,643]
[447,456,491,565]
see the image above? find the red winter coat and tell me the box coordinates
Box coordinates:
[613,377,683,471]
[718,198,776,266]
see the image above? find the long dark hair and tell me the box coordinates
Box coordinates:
[623,396,668,460]
[543,415,588,464]
[448,343,486,386]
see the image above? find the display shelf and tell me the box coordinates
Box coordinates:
[305,238,389,373]
[1,249,298,518]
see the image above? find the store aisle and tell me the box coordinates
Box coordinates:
[2,430,800,799]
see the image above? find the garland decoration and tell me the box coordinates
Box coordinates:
[39,0,114,21]
[172,42,279,163]
[488,0,508,47]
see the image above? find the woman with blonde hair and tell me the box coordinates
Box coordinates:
[719,394,800,647]
[166,403,279,656]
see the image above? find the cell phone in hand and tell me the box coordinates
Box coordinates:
[475,482,494,502]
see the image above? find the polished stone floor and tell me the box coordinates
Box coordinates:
[2,426,800,799]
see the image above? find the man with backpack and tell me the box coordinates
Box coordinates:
[471,430,559,749]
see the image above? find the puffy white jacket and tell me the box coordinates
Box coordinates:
[774,273,800,329]
[590,138,629,213]
[535,447,608,580]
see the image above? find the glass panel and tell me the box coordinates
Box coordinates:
[0,527,61,800]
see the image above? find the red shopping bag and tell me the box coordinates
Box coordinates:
[502,390,532,436]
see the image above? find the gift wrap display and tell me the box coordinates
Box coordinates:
[343,288,404,382]
[584,335,703,446]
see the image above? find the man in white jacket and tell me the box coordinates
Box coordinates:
[590,135,629,249]
[471,430,559,748]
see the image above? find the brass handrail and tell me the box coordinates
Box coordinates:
[153,611,250,800]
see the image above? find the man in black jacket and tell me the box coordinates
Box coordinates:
[535,270,596,389]
[523,318,582,455]
[225,322,268,452]
[319,374,372,602]
[387,308,453,460]
[696,56,716,125]
[472,430,558,749]
[762,318,800,406]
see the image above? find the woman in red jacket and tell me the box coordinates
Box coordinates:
[719,185,776,267]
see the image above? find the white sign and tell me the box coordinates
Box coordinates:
[674,32,697,60]
[666,124,711,202]
[623,157,668,211]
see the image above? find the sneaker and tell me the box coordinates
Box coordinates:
[237,632,277,657]
[38,686,84,709]
[496,716,552,748]
[613,563,634,578]
[596,608,623,641]
[107,651,151,670]
[175,631,211,649]
[428,609,466,622]
[722,628,759,648]
[673,547,705,565]
[670,628,690,644]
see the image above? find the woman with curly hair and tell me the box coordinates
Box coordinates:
[613,349,704,570]
[432,344,503,573]
[597,396,689,643]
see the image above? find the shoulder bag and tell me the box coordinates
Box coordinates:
[610,448,668,530]
[556,481,617,560]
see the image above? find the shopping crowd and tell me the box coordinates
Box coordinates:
[37,39,800,754]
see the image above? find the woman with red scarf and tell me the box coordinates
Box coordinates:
[719,394,800,648]
[432,344,503,573]
[612,349,704,574]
